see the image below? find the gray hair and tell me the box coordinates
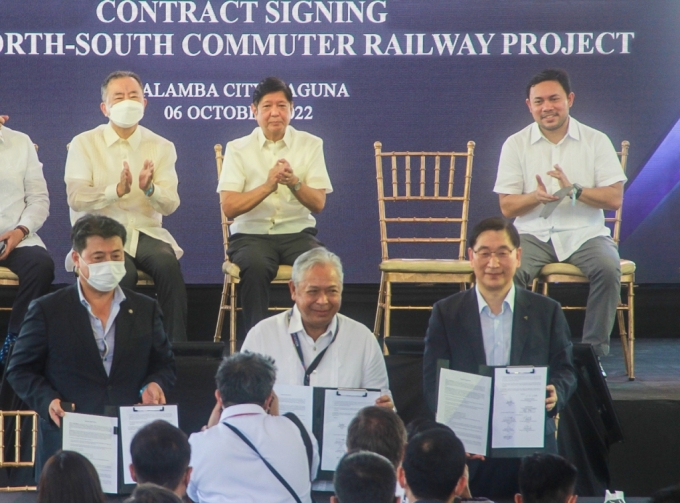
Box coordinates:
[292,247,344,286]
[101,70,143,101]
[215,351,277,407]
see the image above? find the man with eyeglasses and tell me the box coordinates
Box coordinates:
[422,217,576,499]
[6,214,176,480]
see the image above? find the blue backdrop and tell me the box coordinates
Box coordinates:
[0,0,677,283]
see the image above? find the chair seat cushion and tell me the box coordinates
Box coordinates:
[379,259,473,274]
[540,259,636,278]
[0,267,19,281]
[223,261,293,281]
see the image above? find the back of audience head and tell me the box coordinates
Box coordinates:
[332,451,400,503]
[399,428,467,503]
[516,453,578,503]
[651,484,680,503]
[130,420,191,497]
[215,351,277,408]
[125,483,183,503]
[38,450,106,503]
[346,406,406,468]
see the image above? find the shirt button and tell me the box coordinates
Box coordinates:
[313,347,317,352]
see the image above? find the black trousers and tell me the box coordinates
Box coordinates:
[227,229,322,331]
[0,246,54,335]
[121,233,188,342]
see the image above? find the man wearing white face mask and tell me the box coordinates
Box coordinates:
[64,70,187,342]
[6,214,176,481]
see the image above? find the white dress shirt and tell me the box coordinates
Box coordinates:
[76,281,125,376]
[241,306,389,389]
[64,123,182,270]
[475,285,515,367]
[0,127,49,249]
[494,117,627,261]
[187,403,319,503]
[217,126,333,235]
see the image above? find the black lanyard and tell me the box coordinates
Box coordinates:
[288,310,340,386]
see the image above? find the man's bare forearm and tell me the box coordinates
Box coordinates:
[578,182,623,211]
[499,193,541,218]
[290,184,326,214]
[220,186,274,219]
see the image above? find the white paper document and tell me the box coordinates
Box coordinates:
[436,368,492,456]
[62,412,119,494]
[119,405,179,485]
[321,388,381,471]
[274,384,314,432]
[491,366,548,449]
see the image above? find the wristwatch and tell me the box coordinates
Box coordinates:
[572,183,583,200]
[291,180,302,192]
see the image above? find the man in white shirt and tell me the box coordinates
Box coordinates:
[188,351,319,503]
[495,68,627,359]
[65,71,187,342]
[241,248,393,408]
[0,115,54,365]
[218,76,333,331]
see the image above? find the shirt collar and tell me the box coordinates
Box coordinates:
[529,116,580,145]
[104,122,142,150]
[288,304,338,341]
[76,279,126,310]
[475,283,515,315]
[221,403,267,420]
[256,125,293,149]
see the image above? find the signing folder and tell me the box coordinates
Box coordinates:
[436,366,548,458]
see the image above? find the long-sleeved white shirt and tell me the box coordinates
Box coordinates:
[0,126,49,249]
[64,123,181,270]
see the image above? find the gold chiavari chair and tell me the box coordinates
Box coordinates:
[373,141,476,352]
[532,141,636,380]
[0,411,38,492]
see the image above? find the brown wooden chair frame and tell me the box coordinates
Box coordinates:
[0,411,38,491]
[531,141,635,380]
[213,144,293,354]
[373,141,476,350]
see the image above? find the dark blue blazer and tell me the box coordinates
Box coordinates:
[423,287,577,424]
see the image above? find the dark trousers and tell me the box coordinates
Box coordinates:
[0,246,54,334]
[227,229,322,331]
[121,233,187,342]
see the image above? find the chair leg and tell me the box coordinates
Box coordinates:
[374,272,386,337]
[383,280,392,356]
[531,278,538,293]
[617,308,631,377]
[628,281,635,381]
[214,276,229,343]
[229,280,237,355]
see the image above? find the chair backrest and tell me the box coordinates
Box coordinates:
[214,144,233,261]
[374,141,475,261]
[0,411,38,470]
[606,140,630,245]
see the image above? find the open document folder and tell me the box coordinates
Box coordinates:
[436,366,548,457]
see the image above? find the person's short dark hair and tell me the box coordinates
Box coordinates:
[38,450,106,503]
[405,418,452,441]
[518,453,578,503]
[125,483,183,503]
[71,214,127,254]
[131,420,190,491]
[526,69,572,99]
[469,217,520,250]
[402,428,466,501]
[651,484,680,503]
[252,76,293,106]
[334,451,397,503]
[215,351,277,406]
[102,70,144,101]
[346,406,406,468]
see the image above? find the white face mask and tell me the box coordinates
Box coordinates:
[107,99,144,128]
[82,260,126,292]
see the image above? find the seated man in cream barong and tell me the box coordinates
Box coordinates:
[65,70,187,342]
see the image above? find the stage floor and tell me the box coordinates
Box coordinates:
[602,338,680,400]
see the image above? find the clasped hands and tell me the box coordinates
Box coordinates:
[534,164,574,204]
[48,382,166,427]
[116,160,155,197]
[266,159,299,192]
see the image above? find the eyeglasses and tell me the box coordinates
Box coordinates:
[473,248,516,260]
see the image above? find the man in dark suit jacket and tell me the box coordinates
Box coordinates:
[6,214,176,479]
[423,217,577,499]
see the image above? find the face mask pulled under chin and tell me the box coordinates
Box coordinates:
[108,100,144,129]
[83,260,127,292]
